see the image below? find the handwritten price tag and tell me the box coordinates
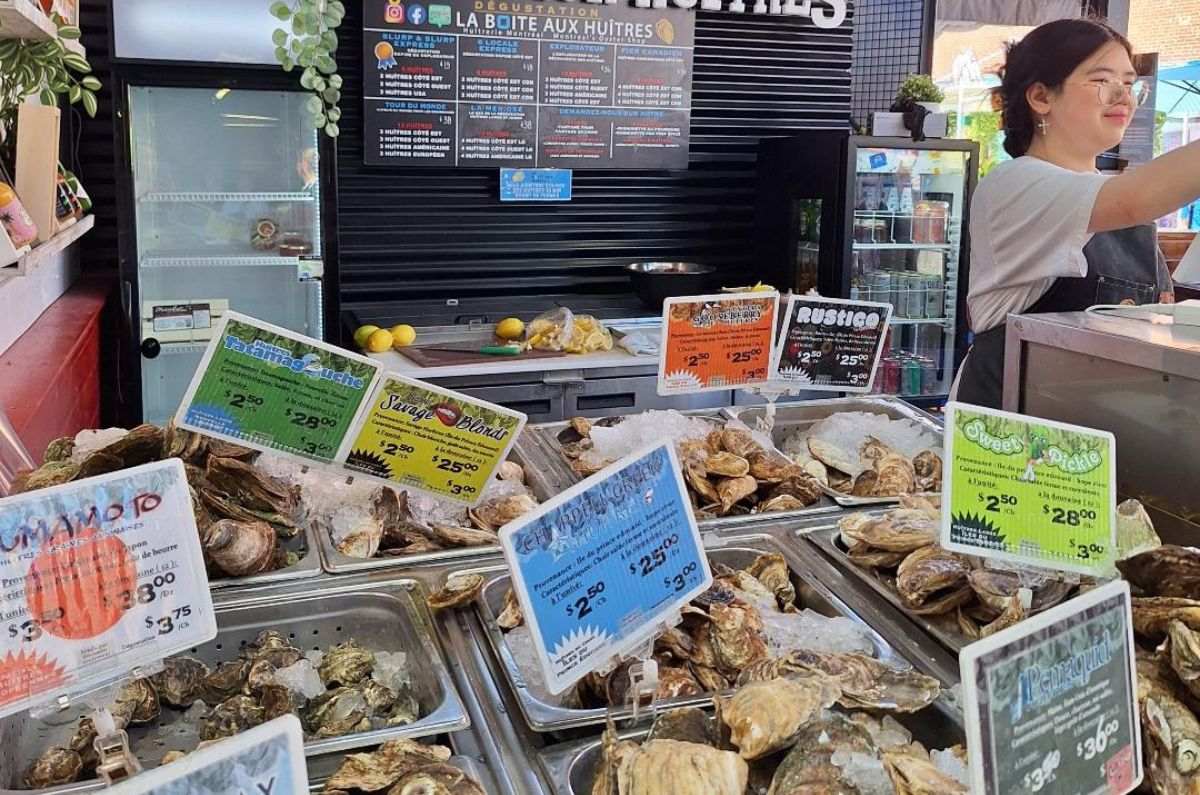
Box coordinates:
[0,460,216,718]
[658,292,778,394]
[177,312,381,463]
[499,443,711,694]
[343,375,526,505]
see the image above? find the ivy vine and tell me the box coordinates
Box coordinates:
[0,17,99,141]
[270,0,345,138]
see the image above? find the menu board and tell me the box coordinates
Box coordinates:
[771,295,892,392]
[363,0,694,168]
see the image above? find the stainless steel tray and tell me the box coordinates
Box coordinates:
[316,446,552,574]
[307,752,491,793]
[523,411,842,531]
[0,578,469,793]
[465,533,911,733]
[209,521,322,590]
[536,698,965,795]
[726,397,943,508]
[804,523,968,653]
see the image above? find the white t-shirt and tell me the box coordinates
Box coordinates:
[967,156,1112,332]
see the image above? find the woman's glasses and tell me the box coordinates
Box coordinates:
[1083,78,1151,108]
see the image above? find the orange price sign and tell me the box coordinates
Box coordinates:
[658,292,779,395]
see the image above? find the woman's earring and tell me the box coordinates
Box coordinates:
[1037,117,1050,135]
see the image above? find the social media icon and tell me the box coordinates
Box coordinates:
[429,4,451,26]
[408,3,426,24]
[385,0,404,23]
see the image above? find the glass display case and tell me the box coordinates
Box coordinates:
[126,85,325,424]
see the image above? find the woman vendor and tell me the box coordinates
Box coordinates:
[956,18,1200,408]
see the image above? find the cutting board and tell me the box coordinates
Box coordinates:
[398,345,573,367]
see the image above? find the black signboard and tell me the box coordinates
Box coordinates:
[770,295,892,392]
[363,0,694,168]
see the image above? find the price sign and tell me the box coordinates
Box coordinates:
[177,312,381,463]
[961,580,1142,795]
[499,443,711,694]
[0,460,216,719]
[658,292,779,394]
[770,295,891,392]
[343,375,526,505]
[942,403,1117,575]
[106,715,307,795]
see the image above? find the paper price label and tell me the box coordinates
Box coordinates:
[770,295,891,392]
[0,460,216,718]
[658,292,779,394]
[343,375,527,505]
[942,403,1117,575]
[177,312,381,463]
[961,580,1142,795]
[499,443,711,695]
[107,715,307,795]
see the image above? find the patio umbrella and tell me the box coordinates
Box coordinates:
[1156,61,1200,116]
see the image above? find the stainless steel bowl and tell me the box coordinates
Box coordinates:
[626,261,716,308]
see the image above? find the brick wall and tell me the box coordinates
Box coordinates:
[1128,0,1200,66]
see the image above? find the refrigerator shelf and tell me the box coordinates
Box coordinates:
[138,191,315,203]
[853,211,962,223]
[853,243,955,251]
[890,316,949,326]
[141,255,304,269]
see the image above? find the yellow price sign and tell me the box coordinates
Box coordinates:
[342,376,527,505]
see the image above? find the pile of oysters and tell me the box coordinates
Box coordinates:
[319,738,484,794]
[786,434,941,499]
[23,631,418,789]
[12,424,307,579]
[590,677,967,794]
[499,552,941,713]
[837,497,1079,639]
[558,417,824,518]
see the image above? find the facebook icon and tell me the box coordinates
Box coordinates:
[408,3,426,24]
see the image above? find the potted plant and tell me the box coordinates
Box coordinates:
[894,74,945,115]
[270,0,345,138]
[0,17,98,147]
[871,74,947,140]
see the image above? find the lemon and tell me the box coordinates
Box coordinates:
[495,317,525,341]
[365,329,394,353]
[353,325,380,348]
[389,324,417,347]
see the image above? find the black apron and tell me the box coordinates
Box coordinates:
[956,224,1171,409]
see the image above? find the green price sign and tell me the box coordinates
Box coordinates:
[960,580,1142,795]
[176,313,381,462]
[941,403,1117,575]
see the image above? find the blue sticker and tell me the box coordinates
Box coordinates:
[408,3,426,25]
[499,443,711,695]
[500,168,572,202]
[869,152,887,169]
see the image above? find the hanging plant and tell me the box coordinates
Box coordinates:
[0,17,99,141]
[270,0,345,138]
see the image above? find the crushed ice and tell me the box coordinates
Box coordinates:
[272,658,326,700]
[588,410,715,461]
[761,608,875,656]
[781,411,940,472]
[831,749,894,795]
[931,748,970,786]
[70,428,129,462]
[504,626,565,705]
[371,650,412,692]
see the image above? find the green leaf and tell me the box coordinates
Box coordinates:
[81,90,98,117]
[312,77,326,92]
[299,68,316,89]
[305,94,323,114]
[275,46,288,63]
[321,88,340,104]
[330,0,346,15]
[281,57,295,72]
[292,15,306,35]
[310,112,326,129]
[57,25,81,39]
[270,1,292,20]
[68,84,82,104]
[298,51,314,68]
[327,107,341,122]
[316,55,336,75]
[272,28,289,47]
[0,40,19,59]
[290,38,303,53]
[63,53,91,73]
[80,76,101,91]
[320,31,338,52]
[39,88,57,107]
[324,122,339,138]
[329,74,343,90]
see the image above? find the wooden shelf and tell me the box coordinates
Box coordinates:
[0,0,85,57]
[2,214,94,277]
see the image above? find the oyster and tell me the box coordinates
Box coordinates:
[1166,619,1200,701]
[260,683,295,721]
[429,523,497,548]
[882,746,969,794]
[745,553,797,611]
[1134,597,1200,641]
[202,518,277,576]
[497,587,524,629]
[767,712,876,794]
[717,475,759,513]
[200,694,266,740]
[685,461,721,506]
[913,450,942,492]
[896,546,972,615]
[646,707,712,745]
[808,438,861,478]
[569,416,593,438]
[23,748,83,788]
[333,510,383,559]
[967,569,1073,614]
[655,626,695,662]
[205,456,298,524]
[306,687,370,737]
[657,665,703,699]
[247,629,304,669]
[11,460,79,493]
[691,664,730,693]
[738,649,939,713]
[874,454,917,495]
[43,436,75,462]
[161,750,187,766]
[707,602,769,676]
[244,658,278,696]
[592,722,640,795]
[320,640,375,686]
[981,592,1028,637]
[1116,498,1161,559]
[429,573,485,610]
[851,470,879,496]
[722,427,764,459]
[469,493,537,531]
[391,763,486,795]
[757,494,809,514]
[840,511,937,553]
[707,452,751,478]
[802,459,829,486]
[747,452,793,484]
[114,677,160,725]
[497,460,526,483]
[1141,675,1200,793]
[199,658,251,704]
[325,738,452,792]
[618,739,749,795]
[720,674,841,759]
[1119,545,1200,599]
[767,475,823,506]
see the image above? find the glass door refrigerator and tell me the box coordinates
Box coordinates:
[113,73,337,426]
[756,133,979,407]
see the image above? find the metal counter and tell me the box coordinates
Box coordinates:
[1004,310,1200,543]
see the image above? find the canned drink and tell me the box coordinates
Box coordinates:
[920,357,939,395]
[879,357,900,394]
[890,274,905,316]
[902,357,923,396]
[904,274,926,320]
[924,275,944,318]
[869,271,892,309]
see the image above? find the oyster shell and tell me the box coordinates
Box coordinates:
[840,511,937,553]
[657,665,704,699]
[325,738,452,791]
[260,683,295,721]
[745,553,796,611]
[497,460,526,483]
[497,587,524,629]
[707,452,750,478]
[1116,498,1162,559]
[320,640,375,687]
[429,523,497,548]
[306,687,370,737]
[429,573,485,610]
[738,649,939,713]
[646,707,713,745]
[1166,619,1200,701]
[96,423,166,468]
[747,452,792,484]
[912,450,942,492]
[808,438,860,478]
[882,746,969,794]
[570,416,593,438]
[722,427,764,459]
[390,762,486,795]
[717,475,759,513]
[967,569,1073,614]
[980,592,1028,637]
[767,711,876,795]
[801,459,829,486]
[248,629,304,669]
[200,694,266,740]
[205,456,298,522]
[618,739,749,795]
[469,493,537,531]
[1134,597,1200,641]
[851,470,878,496]
[199,658,251,704]
[243,658,278,696]
[23,748,82,788]
[592,721,639,795]
[685,462,721,506]
[873,453,917,495]
[11,460,79,494]
[896,546,972,615]
[757,494,808,513]
[43,436,75,463]
[114,677,160,725]
[720,674,841,759]
[202,518,277,577]
[1119,545,1200,599]
[707,602,769,676]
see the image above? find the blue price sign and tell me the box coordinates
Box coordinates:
[499,443,711,695]
[499,168,572,202]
